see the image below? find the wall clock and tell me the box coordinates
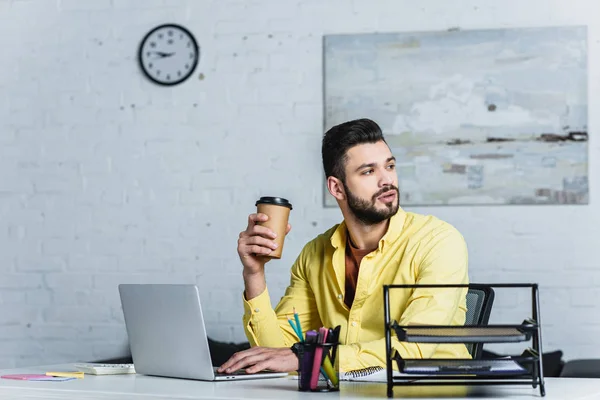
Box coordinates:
[138,24,200,86]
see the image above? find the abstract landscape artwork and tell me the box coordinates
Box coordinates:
[323,26,588,206]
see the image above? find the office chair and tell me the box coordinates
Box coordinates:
[559,359,600,378]
[465,286,495,359]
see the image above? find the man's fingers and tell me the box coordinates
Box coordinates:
[245,349,297,373]
[245,236,278,250]
[218,348,262,372]
[220,348,297,374]
[222,349,273,373]
[285,223,291,234]
[225,354,269,373]
[245,360,273,374]
[250,224,277,239]
[238,233,278,258]
[217,355,238,372]
[218,349,252,371]
[238,234,274,257]
[248,245,272,256]
[247,213,268,228]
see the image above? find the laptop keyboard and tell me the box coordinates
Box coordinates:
[213,367,247,376]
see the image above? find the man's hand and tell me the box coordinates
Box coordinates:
[217,346,298,374]
[237,213,292,275]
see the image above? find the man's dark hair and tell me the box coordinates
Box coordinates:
[321,118,386,180]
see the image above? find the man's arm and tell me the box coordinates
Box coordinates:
[242,242,322,348]
[220,241,321,374]
[234,211,297,348]
[237,212,281,301]
[337,227,470,371]
[243,271,267,303]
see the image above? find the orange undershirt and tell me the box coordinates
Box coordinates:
[344,234,377,309]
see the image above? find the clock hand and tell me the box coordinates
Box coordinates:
[151,51,176,58]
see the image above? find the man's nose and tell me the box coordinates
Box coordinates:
[379,169,394,187]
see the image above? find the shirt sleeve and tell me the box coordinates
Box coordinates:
[337,226,470,372]
[243,243,322,348]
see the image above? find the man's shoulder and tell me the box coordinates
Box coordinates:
[403,211,464,241]
[299,223,341,253]
[310,223,340,245]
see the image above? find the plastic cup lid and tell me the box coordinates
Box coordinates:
[255,196,292,209]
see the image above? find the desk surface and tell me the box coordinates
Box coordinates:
[0,364,599,400]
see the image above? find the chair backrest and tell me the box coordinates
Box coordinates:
[465,286,495,359]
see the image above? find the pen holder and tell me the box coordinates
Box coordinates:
[296,342,339,392]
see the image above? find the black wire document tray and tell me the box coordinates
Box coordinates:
[392,325,533,343]
[383,284,545,398]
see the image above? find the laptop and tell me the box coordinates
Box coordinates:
[118,283,289,381]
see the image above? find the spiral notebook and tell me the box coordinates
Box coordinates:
[340,367,412,382]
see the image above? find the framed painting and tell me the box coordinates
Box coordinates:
[323,26,588,206]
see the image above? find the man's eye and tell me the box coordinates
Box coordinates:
[362,169,373,175]
[387,164,396,170]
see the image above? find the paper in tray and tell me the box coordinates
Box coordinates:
[400,359,528,376]
[395,326,530,343]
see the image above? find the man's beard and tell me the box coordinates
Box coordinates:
[343,182,400,225]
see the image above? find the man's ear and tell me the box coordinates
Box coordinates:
[327,176,346,201]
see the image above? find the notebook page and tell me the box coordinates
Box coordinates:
[340,367,415,382]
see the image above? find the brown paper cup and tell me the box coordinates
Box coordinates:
[255,197,292,259]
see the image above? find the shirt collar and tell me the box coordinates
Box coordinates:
[330,207,407,252]
[378,207,406,252]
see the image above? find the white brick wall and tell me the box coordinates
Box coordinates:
[0,0,598,368]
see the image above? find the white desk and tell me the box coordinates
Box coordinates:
[0,364,599,399]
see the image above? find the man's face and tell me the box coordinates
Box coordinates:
[341,141,400,225]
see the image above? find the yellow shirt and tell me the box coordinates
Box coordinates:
[242,208,471,372]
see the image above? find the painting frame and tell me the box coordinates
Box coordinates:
[323,26,588,207]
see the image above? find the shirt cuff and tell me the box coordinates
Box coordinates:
[242,287,274,322]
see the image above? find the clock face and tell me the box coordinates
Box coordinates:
[138,24,200,86]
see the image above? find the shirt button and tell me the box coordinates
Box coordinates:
[254,308,260,313]
[351,321,357,327]
[337,294,343,299]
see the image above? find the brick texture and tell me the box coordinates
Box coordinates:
[0,0,598,367]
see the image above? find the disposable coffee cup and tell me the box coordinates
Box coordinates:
[255,196,292,259]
